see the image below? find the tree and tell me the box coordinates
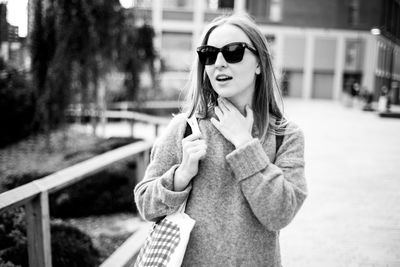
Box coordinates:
[30,0,156,137]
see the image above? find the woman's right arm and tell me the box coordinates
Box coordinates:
[134,114,191,222]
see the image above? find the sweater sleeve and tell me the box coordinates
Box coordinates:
[225,123,307,231]
[134,114,192,222]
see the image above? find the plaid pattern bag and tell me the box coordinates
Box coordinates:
[134,204,195,267]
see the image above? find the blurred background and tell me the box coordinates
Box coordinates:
[0,0,399,267]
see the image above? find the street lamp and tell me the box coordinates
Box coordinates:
[370,27,381,35]
[119,0,134,9]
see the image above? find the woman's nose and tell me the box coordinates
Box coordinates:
[214,52,227,68]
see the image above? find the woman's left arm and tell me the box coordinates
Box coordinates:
[226,128,307,231]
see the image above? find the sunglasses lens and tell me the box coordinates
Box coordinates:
[223,44,245,63]
[197,46,218,65]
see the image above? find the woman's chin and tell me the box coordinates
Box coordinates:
[215,89,235,99]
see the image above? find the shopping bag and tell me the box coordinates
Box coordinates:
[134,202,195,267]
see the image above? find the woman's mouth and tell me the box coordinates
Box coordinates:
[215,74,233,82]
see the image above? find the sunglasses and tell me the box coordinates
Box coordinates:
[196,42,257,65]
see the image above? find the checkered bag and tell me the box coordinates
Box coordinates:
[134,203,195,267]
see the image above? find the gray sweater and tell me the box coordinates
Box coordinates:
[134,113,307,267]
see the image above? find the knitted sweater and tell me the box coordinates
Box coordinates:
[134,113,307,267]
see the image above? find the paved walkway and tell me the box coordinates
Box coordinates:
[280,99,400,267]
[72,99,400,266]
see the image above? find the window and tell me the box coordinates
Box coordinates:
[348,0,360,26]
[207,0,234,10]
[162,32,192,50]
[161,32,193,71]
[163,0,194,9]
[269,0,282,22]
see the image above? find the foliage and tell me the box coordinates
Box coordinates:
[0,258,19,267]
[50,160,137,218]
[30,0,156,136]
[51,221,100,267]
[1,137,138,217]
[0,209,28,267]
[0,209,100,267]
[0,61,37,148]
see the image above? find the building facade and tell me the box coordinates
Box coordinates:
[0,3,29,70]
[130,0,400,103]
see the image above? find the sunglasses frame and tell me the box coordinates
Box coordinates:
[197,42,258,65]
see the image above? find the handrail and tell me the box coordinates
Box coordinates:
[67,108,171,125]
[0,141,153,213]
[99,222,152,267]
[108,100,181,110]
[0,141,154,267]
[67,109,171,137]
[104,110,170,125]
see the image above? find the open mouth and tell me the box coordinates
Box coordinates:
[216,74,233,82]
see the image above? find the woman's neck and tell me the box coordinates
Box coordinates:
[227,91,254,115]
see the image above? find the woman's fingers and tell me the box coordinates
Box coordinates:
[214,106,223,119]
[219,97,234,111]
[182,139,207,161]
[190,149,207,161]
[183,132,202,143]
[187,145,207,156]
[217,98,230,112]
[183,139,206,149]
[245,105,254,123]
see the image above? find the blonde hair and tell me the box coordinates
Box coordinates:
[182,13,288,139]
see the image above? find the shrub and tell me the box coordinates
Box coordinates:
[0,209,100,267]
[0,258,20,267]
[50,159,137,218]
[1,137,139,218]
[51,221,100,267]
[0,209,27,267]
[0,64,37,148]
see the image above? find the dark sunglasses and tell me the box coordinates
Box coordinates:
[196,42,257,65]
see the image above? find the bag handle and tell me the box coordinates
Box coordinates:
[176,115,200,214]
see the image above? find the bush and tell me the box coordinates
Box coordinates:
[0,63,37,148]
[0,209,100,267]
[50,160,137,218]
[1,137,139,218]
[0,209,27,267]
[54,137,139,217]
[0,258,20,267]
[51,221,100,267]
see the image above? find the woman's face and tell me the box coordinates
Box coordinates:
[205,24,260,106]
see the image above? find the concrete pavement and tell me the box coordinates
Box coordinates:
[280,99,400,267]
[72,99,400,266]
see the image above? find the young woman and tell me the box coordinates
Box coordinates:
[134,13,307,266]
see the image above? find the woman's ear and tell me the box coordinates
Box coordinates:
[255,64,261,75]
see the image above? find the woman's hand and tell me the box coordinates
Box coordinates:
[210,98,254,148]
[174,132,207,191]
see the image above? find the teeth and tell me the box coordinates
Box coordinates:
[216,75,232,81]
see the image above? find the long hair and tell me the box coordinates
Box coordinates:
[182,13,288,139]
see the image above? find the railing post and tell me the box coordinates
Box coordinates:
[130,119,135,139]
[25,190,52,267]
[155,124,159,138]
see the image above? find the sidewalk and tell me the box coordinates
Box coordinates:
[280,99,400,267]
[71,99,400,266]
